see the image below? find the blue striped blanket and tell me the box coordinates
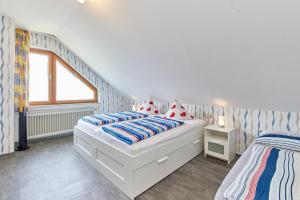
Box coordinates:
[224,134,300,200]
[101,116,184,145]
[81,111,148,125]
[256,133,300,152]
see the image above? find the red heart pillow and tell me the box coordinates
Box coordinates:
[164,100,194,120]
[138,98,160,115]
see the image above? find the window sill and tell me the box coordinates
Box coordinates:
[28,103,99,113]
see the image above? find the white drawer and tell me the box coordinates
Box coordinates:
[133,138,202,194]
[205,138,228,160]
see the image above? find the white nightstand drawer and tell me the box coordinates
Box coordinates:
[205,140,228,160]
[208,141,225,155]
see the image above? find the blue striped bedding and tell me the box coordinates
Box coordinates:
[256,133,300,152]
[224,134,300,200]
[81,111,148,125]
[101,116,184,145]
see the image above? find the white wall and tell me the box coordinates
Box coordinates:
[0,0,299,112]
[0,14,15,155]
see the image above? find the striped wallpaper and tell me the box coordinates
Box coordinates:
[1,27,296,156]
[0,15,15,155]
[30,31,134,114]
[135,100,300,154]
[27,30,300,155]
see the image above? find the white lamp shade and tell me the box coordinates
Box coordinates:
[78,0,95,4]
[218,116,225,127]
[132,105,136,111]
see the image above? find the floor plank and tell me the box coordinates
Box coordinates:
[0,136,236,200]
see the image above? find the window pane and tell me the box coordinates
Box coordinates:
[56,60,95,101]
[29,53,49,102]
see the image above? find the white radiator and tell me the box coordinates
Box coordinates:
[27,107,96,140]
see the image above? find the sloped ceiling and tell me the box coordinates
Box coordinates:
[1,0,300,111]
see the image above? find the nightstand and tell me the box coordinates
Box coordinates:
[204,125,236,164]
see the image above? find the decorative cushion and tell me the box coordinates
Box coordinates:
[138,98,160,115]
[164,100,194,120]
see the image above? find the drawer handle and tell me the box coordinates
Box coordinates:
[157,156,169,164]
[194,139,201,145]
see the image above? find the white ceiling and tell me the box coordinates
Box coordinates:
[1,0,300,111]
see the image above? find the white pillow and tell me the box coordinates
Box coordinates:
[138,98,160,115]
[164,100,194,120]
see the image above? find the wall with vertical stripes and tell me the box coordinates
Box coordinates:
[29,31,134,113]
[0,15,15,155]
[135,100,300,154]
[200,105,300,154]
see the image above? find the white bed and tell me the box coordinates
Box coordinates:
[74,117,205,199]
[215,131,300,200]
[215,131,293,200]
[214,144,253,200]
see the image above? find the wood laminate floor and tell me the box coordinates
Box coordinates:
[0,136,236,200]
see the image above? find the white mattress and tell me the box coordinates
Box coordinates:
[76,117,205,156]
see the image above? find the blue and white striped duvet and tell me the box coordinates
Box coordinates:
[256,133,300,152]
[81,111,148,126]
[101,116,184,145]
[224,134,300,200]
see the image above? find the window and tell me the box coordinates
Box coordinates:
[29,52,50,102]
[29,49,98,105]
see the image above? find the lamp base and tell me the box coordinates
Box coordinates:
[16,145,30,151]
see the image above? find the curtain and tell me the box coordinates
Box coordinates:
[15,28,30,112]
[15,28,30,150]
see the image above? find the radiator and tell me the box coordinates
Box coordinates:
[27,108,95,140]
